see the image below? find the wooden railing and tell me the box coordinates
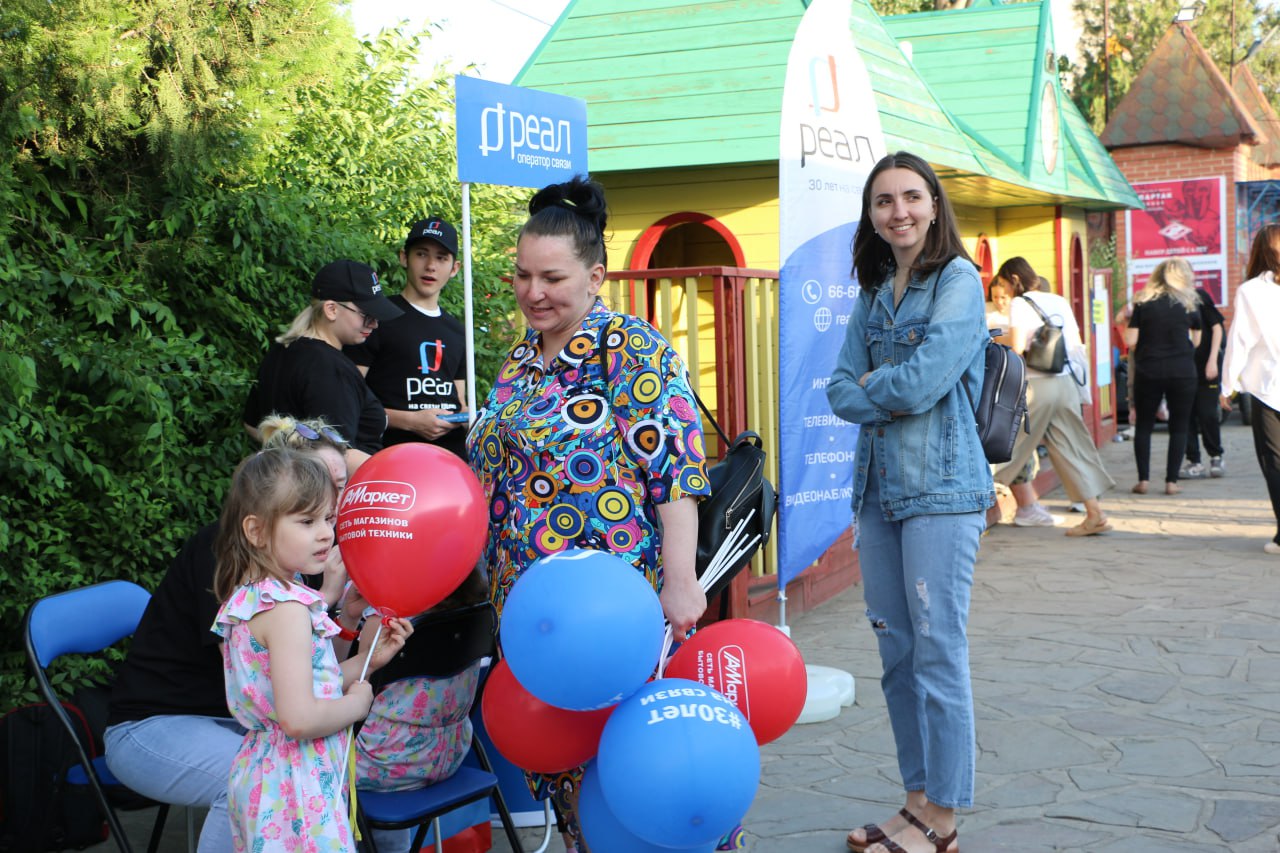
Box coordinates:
[603,267,781,581]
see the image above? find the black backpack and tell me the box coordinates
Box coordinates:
[963,334,1029,464]
[0,699,108,852]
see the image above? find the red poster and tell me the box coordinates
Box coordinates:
[1129,178,1224,260]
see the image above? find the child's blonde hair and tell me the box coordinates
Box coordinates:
[258,414,350,454]
[213,448,336,602]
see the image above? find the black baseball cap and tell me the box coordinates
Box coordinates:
[310,260,403,322]
[404,217,459,257]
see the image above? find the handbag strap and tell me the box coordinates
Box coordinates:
[1020,293,1060,327]
[596,317,733,450]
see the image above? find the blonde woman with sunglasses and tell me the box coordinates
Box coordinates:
[244,260,403,475]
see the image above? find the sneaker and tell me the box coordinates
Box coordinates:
[1265,542,1280,555]
[716,825,746,850]
[1068,502,1086,513]
[1181,461,1206,479]
[1013,504,1060,527]
[1210,456,1225,478]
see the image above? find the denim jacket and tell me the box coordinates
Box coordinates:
[827,256,995,521]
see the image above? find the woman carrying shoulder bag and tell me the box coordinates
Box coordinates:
[995,257,1115,535]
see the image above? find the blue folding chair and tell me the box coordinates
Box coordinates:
[23,580,174,853]
[354,602,525,853]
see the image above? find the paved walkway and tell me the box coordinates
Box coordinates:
[105,422,1280,852]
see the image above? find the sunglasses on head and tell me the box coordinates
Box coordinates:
[294,422,347,445]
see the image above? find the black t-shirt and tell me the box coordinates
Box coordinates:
[1193,288,1225,375]
[1130,294,1202,381]
[243,337,387,455]
[107,523,229,725]
[346,296,468,459]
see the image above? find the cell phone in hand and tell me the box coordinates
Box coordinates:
[438,412,471,424]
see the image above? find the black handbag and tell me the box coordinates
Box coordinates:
[962,335,1029,464]
[1020,295,1067,373]
[690,396,777,600]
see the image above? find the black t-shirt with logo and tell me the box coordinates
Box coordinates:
[346,295,468,459]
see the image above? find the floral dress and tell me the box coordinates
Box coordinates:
[213,578,353,853]
[466,300,710,817]
[354,662,482,791]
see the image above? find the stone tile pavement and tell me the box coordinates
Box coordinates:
[103,421,1279,852]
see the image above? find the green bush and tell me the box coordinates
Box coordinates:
[0,2,524,709]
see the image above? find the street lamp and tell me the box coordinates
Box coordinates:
[1174,1,1204,23]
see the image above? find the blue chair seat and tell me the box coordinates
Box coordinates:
[358,766,500,827]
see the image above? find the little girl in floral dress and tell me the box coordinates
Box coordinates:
[212,448,411,852]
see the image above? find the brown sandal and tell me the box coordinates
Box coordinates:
[873,809,958,853]
[846,808,910,852]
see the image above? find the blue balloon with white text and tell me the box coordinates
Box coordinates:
[597,678,760,849]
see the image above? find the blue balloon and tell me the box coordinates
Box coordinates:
[580,761,719,853]
[500,549,665,711]
[597,678,761,849]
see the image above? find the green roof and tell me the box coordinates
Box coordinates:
[515,0,1137,209]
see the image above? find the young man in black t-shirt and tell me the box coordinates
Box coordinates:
[347,218,469,459]
[1184,286,1227,478]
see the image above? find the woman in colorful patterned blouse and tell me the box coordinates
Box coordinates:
[467,175,710,851]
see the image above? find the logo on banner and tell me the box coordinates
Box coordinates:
[455,76,587,189]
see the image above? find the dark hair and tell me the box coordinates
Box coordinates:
[995,256,1040,297]
[1246,223,1280,279]
[851,151,972,294]
[213,448,336,602]
[987,278,1010,301]
[520,175,609,268]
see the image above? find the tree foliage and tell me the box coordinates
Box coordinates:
[1069,0,1280,132]
[0,1,524,708]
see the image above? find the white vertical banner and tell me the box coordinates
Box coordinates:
[777,0,885,593]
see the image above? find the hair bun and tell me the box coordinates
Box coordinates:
[529,175,607,236]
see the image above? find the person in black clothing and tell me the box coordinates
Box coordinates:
[1183,286,1226,478]
[1125,258,1202,495]
[243,259,402,475]
[347,218,470,460]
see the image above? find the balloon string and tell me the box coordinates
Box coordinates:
[656,624,674,678]
[357,619,385,683]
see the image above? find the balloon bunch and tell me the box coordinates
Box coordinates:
[483,549,808,850]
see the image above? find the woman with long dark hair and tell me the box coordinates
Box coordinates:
[1222,224,1280,554]
[828,151,991,853]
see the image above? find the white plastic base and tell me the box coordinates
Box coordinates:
[795,665,856,724]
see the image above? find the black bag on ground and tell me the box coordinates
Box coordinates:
[963,335,1029,465]
[1020,295,1067,373]
[692,399,777,601]
[0,699,108,852]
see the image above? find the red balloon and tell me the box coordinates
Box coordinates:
[481,659,614,773]
[665,619,807,745]
[336,443,485,617]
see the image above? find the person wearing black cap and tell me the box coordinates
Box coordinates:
[243,259,403,473]
[346,218,470,460]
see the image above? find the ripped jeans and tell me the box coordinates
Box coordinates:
[856,465,984,809]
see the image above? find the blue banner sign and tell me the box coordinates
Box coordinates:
[776,0,885,587]
[455,76,588,188]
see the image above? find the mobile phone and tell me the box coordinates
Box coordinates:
[438,412,471,424]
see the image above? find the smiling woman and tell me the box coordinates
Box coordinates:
[243,259,403,475]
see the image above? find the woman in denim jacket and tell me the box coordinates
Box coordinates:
[828,152,992,853]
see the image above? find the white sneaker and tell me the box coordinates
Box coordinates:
[1013,504,1061,527]
[1181,462,1206,478]
[1210,456,1225,478]
[1265,542,1280,555]
[1068,502,1086,513]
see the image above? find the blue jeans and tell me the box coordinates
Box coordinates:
[104,715,245,853]
[856,466,983,808]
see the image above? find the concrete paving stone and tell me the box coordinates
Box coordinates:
[1220,623,1280,642]
[1062,709,1191,739]
[976,637,1086,665]
[978,688,1104,720]
[1259,719,1280,743]
[1113,737,1216,777]
[1147,699,1256,729]
[1206,797,1280,843]
[1220,741,1280,774]
[1068,767,1136,791]
[1045,787,1205,833]
[1224,692,1280,714]
[1170,653,1242,678]
[1159,637,1263,657]
[959,819,1114,851]
[1095,672,1178,703]
[976,772,1063,808]
[1246,655,1280,682]
[978,719,1103,773]
[986,661,1109,692]
[1091,835,1231,852]
[757,753,854,788]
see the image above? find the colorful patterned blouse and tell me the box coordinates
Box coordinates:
[467,301,710,611]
